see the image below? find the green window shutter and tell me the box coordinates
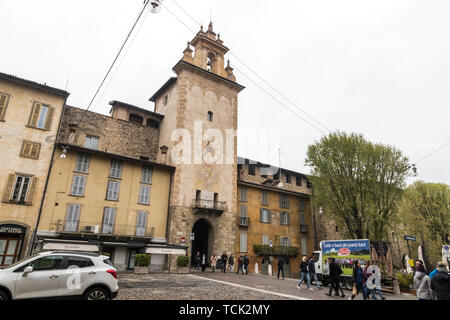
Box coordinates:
[259,208,263,222]
[287,212,290,225]
[268,210,272,224]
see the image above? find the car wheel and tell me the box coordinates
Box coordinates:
[0,289,9,300]
[84,287,110,301]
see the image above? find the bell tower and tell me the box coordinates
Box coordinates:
[150,23,244,260]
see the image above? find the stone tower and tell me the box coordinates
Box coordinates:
[150,22,245,261]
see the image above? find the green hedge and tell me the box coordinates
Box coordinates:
[396,273,414,288]
[253,244,299,257]
[177,255,189,267]
[135,254,151,267]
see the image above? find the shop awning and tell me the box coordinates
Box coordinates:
[42,239,99,252]
[146,247,187,255]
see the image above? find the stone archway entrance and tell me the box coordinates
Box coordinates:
[191,219,215,267]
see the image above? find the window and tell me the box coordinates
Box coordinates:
[2,174,37,204]
[141,166,153,184]
[75,153,90,173]
[102,208,116,234]
[66,256,94,268]
[138,184,151,205]
[296,176,302,186]
[71,175,86,196]
[84,135,99,150]
[106,180,120,201]
[240,233,247,253]
[18,256,64,272]
[301,238,308,255]
[207,53,216,72]
[65,204,81,232]
[129,113,143,125]
[163,95,168,106]
[146,118,159,128]
[260,208,271,223]
[273,171,280,181]
[0,93,10,120]
[299,213,306,226]
[280,211,290,226]
[239,187,247,202]
[248,165,255,176]
[261,191,268,205]
[109,160,123,179]
[136,211,148,236]
[299,199,305,211]
[19,141,41,160]
[262,235,269,245]
[239,204,248,218]
[27,102,54,130]
[285,174,291,184]
[281,237,291,247]
[207,111,213,122]
[279,193,289,209]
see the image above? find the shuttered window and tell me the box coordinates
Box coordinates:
[262,235,269,245]
[2,174,37,204]
[240,233,247,253]
[11,175,31,203]
[84,135,99,150]
[301,238,308,255]
[279,193,289,209]
[27,102,54,130]
[65,204,81,232]
[281,237,291,247]
[102,207,116,234]
[260,208,271,223]
[141,166,153,184]
[239,187,247,202]
[136,211,148,236]
[300,213,306,225]
[19,141,41,160]
[71,175,86,196]
[261,191,268,205]
[75,153,90,173]
[110,160,122,179]
[0,93,10,120]
[299,199,305,211]
[280,211,290,226]
[106,180,120,201]
[138,184,151,205]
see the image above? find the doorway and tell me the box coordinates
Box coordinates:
[191,219,215,267]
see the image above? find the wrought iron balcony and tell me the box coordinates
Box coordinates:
[253,244,299,257]
[55,220,155,238]
[300,224,308,234]
[238,217,250,227]
[192,199,228,214]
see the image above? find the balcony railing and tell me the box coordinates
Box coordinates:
[238,217,250,227]
[192,199,228,213]
[253,244,299,257]
[56,220,155,238]
[300,224,308,234]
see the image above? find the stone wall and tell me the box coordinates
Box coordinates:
[59,105,160,161]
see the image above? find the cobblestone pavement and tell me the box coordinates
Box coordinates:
[117,271,416,300]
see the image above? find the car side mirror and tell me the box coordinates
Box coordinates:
[23,266,33,275]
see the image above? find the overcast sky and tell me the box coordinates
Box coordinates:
[1,0,449,185]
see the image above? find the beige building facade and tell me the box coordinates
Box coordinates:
[0,73,69,266]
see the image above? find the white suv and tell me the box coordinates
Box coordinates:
[0,251,119,300]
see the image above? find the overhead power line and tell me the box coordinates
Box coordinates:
[414,141,450,165]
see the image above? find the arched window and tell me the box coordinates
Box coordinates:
[207,52,216,72]
[207,111,213,122]
[129,113,143,125]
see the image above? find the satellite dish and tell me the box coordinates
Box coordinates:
[150,0,162,13]
[277,182,284,188]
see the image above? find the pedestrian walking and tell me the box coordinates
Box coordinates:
[350,260,367,300]
[414,265,433,300]
[221,252,228,273]
[227,254,234,272]
[363,262,375,299]
[308,256,321,289]
[430,262,450,300]
[201,253,207,272]
[325,257,344,297]
[297,256,313,290]
[243,255,249,274]
[370,268,386,300]
[277,256,285,280]
[210,254,217,272]
[194,251,201,270]
[237,256,244,274]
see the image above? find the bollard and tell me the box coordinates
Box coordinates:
[255,263,258,274]
[393,278,400,296]
[268,264,272,276]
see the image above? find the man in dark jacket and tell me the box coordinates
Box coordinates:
[430,262,450,300]
[243,255,250,274]
[325,257,342,297]
[277,256,285,280]
[221,252,228,273]
[308,256,321,289]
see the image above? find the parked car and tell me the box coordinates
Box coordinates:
[0,251,118,300]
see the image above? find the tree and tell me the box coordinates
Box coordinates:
[306,132,410,240]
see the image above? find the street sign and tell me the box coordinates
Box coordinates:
[180,237,186,244]
[404,235,416,241]
[190,233,195,241]
[269,240,273,248]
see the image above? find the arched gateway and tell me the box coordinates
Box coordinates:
[191,219,215,266]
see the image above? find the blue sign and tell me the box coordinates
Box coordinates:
[404,235,416,241]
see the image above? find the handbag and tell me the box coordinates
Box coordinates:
[352,284,357,296]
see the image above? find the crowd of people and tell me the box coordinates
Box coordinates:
[193,251,250,274]
[413,260,450,300]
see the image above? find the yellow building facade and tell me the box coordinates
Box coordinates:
[0,73,68,266]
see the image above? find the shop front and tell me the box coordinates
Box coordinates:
[0,223,28,266]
